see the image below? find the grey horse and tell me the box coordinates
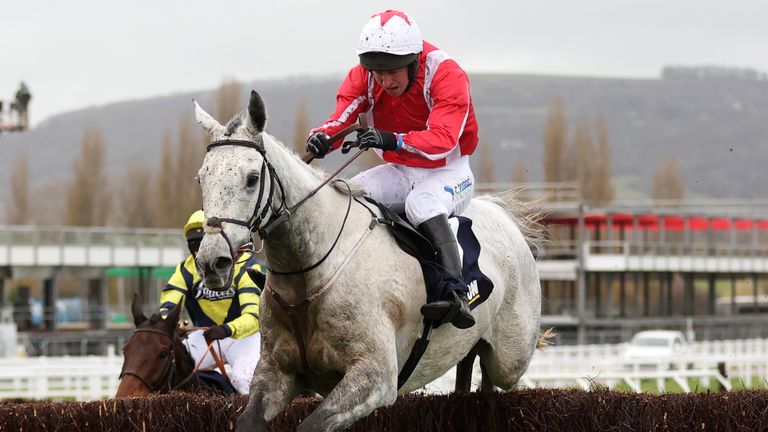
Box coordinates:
[193,91,543,432]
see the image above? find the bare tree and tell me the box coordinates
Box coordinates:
[6,150,29,224]
[154,130,177,227]
[590,114,615,205]
[292,100,310,155]
[65,127,111,226]
[652,157,685,201]
[114,162,155,227]
[217,77,242,124]
[175,118,204,220]
[475,142,496,183]
[561,116,596,203]
[543,97,567,183]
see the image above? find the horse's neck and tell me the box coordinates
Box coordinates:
[261,135,349,291]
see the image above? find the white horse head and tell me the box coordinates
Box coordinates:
[193,91,270,289]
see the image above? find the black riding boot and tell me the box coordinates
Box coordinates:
[418,214,475,329]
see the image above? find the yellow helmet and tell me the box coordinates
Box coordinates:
[184,210,205,239]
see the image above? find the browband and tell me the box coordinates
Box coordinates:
[207,139,265,153]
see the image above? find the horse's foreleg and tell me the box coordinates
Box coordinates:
[236,355,299,432]
[296,353,397,432]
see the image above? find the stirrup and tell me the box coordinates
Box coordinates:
[420,292,475,329]
[420,299,460,325]
[449,291,475,329]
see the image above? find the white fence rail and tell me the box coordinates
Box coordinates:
[2,338,768,401]
[0,353,123,401]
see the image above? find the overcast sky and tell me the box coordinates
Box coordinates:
[2,0,766,125]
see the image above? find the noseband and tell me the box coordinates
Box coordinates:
[119,328,176,393]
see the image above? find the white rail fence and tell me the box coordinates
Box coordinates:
[2,339,768,401]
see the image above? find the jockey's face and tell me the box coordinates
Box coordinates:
[372,66,409,97]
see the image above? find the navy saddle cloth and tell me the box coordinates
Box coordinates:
[197,370,237,395]
[370,200,494,309]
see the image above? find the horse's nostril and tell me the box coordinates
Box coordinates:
[213,257,233,273]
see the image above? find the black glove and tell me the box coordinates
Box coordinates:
[203,325,229,343]
[306,132,332,158]
[342,127,399,154]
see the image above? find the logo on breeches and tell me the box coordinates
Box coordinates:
[443,178,473,198]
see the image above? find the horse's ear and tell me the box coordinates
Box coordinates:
[193,99,225,139]
[131,293,147,328]
[164,301,183,331]
[246,90,267,133]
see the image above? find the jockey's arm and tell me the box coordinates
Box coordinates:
[399,64,472,160]
[222,258,263,339]
[159,259,191,317]
[309,66,370,149]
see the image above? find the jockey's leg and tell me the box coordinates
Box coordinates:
[417,214,475,329]
[349,163,411,212]
[183,329,219,370]
[222,332,262,394]
[405,155,475,329]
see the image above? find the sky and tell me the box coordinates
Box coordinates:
[1,0,766,125]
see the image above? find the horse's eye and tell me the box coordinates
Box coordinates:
[159,350,169,358]
[246,172,259,189]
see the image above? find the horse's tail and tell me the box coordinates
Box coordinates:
[537,327,556,348]
[480,188,547,257]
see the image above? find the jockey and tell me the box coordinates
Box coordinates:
[159,209,265,394]
[306,10,478,329]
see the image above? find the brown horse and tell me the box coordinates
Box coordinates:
[115,295,233,397]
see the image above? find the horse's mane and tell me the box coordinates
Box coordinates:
[479,189,547,257]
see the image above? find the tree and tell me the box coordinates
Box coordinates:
[590,114,615,205]
[217,77,242,124]
[652,157,685,201]
[292,100,310,155]
[175,118,204,219]
[65,127,111,226]
[114,163,155,227]
[475,142,496,183]
[154,130,178,227]
[543,97,567,183]
[6,150,29,224]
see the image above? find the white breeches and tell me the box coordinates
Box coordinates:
[184,329,261,394]
[350,155,475,226]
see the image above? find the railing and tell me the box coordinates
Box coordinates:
[4,338,768,400]
[0,352,123,401]
[0,224,186,267]
[425,338,768,394]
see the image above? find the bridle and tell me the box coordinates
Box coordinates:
[119,328,177,393]
[203,132,369,277]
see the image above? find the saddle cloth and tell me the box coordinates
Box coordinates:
[370,200,494,309]
[197,370,237,395]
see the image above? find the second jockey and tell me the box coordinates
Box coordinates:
[306,10,479,329]
[160,210,265,394]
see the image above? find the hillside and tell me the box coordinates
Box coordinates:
[1,69,767,222]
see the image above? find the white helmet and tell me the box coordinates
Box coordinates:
[356,10,423,71]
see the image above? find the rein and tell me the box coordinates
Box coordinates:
[203,115,368,277]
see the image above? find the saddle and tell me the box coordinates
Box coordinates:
[369,199,494,308]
